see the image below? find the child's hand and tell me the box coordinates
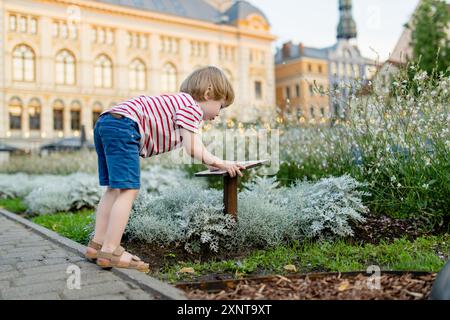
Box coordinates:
[215,160,246,178]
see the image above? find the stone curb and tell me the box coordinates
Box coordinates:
[0,208,187,300]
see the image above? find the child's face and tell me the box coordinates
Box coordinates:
[198,98,225,121]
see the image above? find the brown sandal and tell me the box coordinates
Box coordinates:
[84,239,102,262]
[96,246,150,273]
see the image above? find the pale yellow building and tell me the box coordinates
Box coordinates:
[0,0,276,151]
[275,42,330,123]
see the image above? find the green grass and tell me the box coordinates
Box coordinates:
[162,235,450,283]
[31,209,94,245]
[0,198,27,213]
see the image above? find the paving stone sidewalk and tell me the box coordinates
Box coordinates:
[0,214,162,300]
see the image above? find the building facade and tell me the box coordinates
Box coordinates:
[0,0,276,151]
[275,0,375,123]
[275,42,330,124]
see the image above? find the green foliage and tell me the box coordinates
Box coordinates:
[410,0,450,75]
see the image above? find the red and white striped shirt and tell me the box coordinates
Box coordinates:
[100,93,204,158]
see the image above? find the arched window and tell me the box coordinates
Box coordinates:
[94,54,112,88]
[161,63,177,93]
[53,99,65,131]
[8,97,22,130]
[28,98,41,130]
[129,58,146,91]
[70,101,81,131]
[13,44,35,81]
[92,102,103,128]
[56,50,76,85]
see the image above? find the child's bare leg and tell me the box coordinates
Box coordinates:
[99,189,139,263]
[92,187,120,244]
[85,187,120,256]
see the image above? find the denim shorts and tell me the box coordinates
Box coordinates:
[94,113,141,189]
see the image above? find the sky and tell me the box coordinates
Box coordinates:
[247,0,425,61]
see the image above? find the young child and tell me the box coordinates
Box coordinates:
[85,66,246,272]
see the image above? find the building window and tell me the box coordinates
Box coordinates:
[310,106,315,118]
[190,41,208,57]
[61,23,68,39]
[29,18,37,34]
[12,44,35,82]
[94,54,113,88]
[295,84,300,97]
[318,65,323,74]
[331,62,337,76]
[53,100,64,131]
[162,63,177,92]
[8,97,22,130]
[52,21,78,40]
[98,29,105,44]
[29,98,41,130]
[70,110,81,131]
[255,81,263,100]
[70,101,82,131]
[139,34,148,49]
[19,16,27,33]
[106,30,114,45]
[309,84,314,96]
[219,45,235,61]
[354,64,360,78]
[340,63,345,77]
[285,87,291,100]
[56,50,76,85]
[53,22,59,37]
[320,107,325,117]
[308,64,312,72]
[10,14,38,34]
[129,59,146,91]
[69,23,77,40]
[9,15,17,31]
[347,64,353,78]
[161,36,179,54]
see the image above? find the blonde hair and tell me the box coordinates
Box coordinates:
[180,66,235,107]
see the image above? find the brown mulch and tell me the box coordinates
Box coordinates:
[349,213,429,244]
[182,273,437,300]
